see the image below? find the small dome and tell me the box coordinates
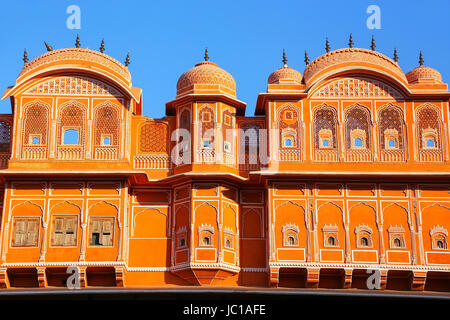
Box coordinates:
[176,61,236,96]
[406,65,442,84]
[268,65,303,84]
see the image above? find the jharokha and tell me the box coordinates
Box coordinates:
[0,37,448,292]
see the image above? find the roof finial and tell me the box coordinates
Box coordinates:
[282,49,288,66]
[23,48,29,64]
[99,39,105,53]
[204,47,209,61]
[370,35,376,51]
[348,33,354,48]
[419,50,424,66]
[304,50,310,66]
[125,52,130,67]
[325,38,330,53]
[75,34,80,48]
[393,48,399,63]
[44,42,53,51]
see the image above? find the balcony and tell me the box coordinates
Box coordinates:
[57,146,83,160]
[134,154,171,169]
[419,149,443,162]
[345,149,372,162]
[314,149,339,162]
[279,149,301,162]
[22,146,47,160]
[94,146,119,161]
[380,149,406,162]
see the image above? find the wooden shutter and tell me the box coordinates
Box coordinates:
[25,219,39,246]
[64,217,77,246]
[53,217,64,246]
[101,219,113,246]
[90,219,101,245]
[13,219,26,246]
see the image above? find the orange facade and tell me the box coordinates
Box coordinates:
[0,45,448,291]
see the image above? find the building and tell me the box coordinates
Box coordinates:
[0,39,448,291]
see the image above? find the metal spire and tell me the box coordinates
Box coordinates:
[204,47,209,61]
[282,49,287,66]
[393,48,399,63]
[44,42,53,51]
[304,50,310,66]
[75,34,80,48]
[348,33,354,48]
[125,52,130,67]
[419,50,424,66]
[99,39,105,53]
[370,35,376,51]
[23,48,29,64]
[325,38,330,53]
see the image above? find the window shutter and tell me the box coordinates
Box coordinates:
[13,220,26,246]
[101,219,113,246]
[53,217,64,246]
[65,217,76,246]
[26,219,39,246]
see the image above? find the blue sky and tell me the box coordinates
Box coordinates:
[0,0,449,118]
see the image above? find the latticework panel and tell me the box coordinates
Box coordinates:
[94,103,120,146]
[345,105,372,149]
[139,122,169,153]
[277,106,301,153]
[314,105,338,149]
[0,121,11,153]
[199,106,214,136]
[239,125,260,170]
[417,105,442,149]
[379,105,405,150]
[22,102,49,146]
[57,103,86,145]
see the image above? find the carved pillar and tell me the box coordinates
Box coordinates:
[79,223,87,262]
[78,266,87,288]
[378,226,385,264]
[37,267,47,288]
[411,270,427,291]
[114,266,125,287]
[306,267,320,288]
[343,268,353,289]
[50,119,57,159]
[39,222,48,263]
[86,119,92,159]
[268,267,279,288]
[344,224,351,263]
[379,269,388,290]
[0,268,10,288]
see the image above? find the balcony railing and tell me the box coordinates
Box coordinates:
[57,146,83,160]
[419,149,442,162]
[134,154,171,169]
[278,149,302,162]
[314,149,339,162]
[197,149,215,163]
[22,146,47,160]
[345,149,372,162]
[380,149,406,162]
[94,146,119,160]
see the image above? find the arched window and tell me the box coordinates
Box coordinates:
[198,224,214,247]
[393,238,401,248]
[282,224,299,247]
[355,224,373,248]
[94,103,120,149]
[277,105,301,160]
[63,129,79,145]
[202,236,210,246]
[360,237,369,247]
[22,102,49,150]
[327,236,336,246]
[417,104,443,161]
[345,104,372,161]
[314,105,338,152]
[378,105,406,161]
[430,226,448,250]
[0,121,11,153]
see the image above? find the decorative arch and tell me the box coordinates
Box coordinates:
[88,200,119,212]
[57,100,87,157]
[276,104,302,161]
[133,208,168,237]
[416,103,443,162]
[93,101,120,147]
[21,99,50,151]
[50,200,82,213]
[378,103,407,162]
[11,200,44,214]
[344,103,373,162]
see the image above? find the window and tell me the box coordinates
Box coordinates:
[224,141,231,153]
[284,138,293,147]
[355,225,373,248]
[360,237,369,247]
[101,135,112,146]
[354,138,363,147]
[282,224,299,247]
[202,139,212,149]
[202,111,211,122]
[224,114,231,126]
[89,218,114,246]
[388,139,396,148]
[388,225,405,249]
[322,224,339,247]
[426,138,435,148]
[322,139,329,147]
[430,226,448,250]
[12,218,39,247]
[63,128,80,145]
[179,237,186,248]
[52,216,77,246]
[29,134,41,145]
[198,224,214,247]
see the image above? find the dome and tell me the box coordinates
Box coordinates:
[268,65,303,84]
[176,61,236,96]
[17,48,131,86]
[406,65,442,84]
[303,48,408,87]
